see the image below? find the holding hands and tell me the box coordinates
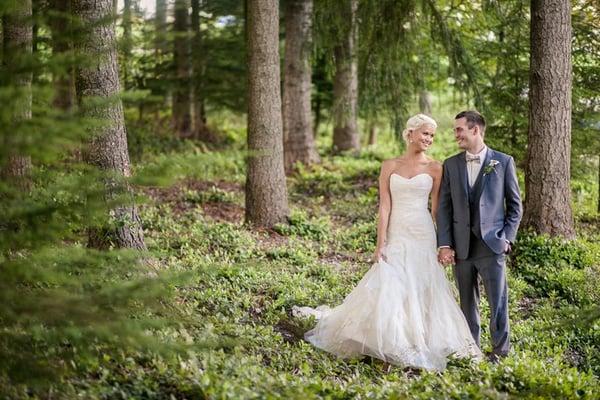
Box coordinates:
[438,247,455,266]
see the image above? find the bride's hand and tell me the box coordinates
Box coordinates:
[373,247,386,263]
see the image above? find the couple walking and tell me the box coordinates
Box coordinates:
[294,110,523,371]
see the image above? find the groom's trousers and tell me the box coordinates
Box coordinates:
[453,234,510,356]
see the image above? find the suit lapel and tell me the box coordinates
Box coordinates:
[458,152,469,199]
[476,148,494,199]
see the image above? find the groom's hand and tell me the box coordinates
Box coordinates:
[438,248,455,266]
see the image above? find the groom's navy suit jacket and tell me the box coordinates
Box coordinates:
[436,148,522,259]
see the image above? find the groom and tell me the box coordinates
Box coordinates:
[436,110,522,361]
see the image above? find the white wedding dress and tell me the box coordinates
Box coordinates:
[293,173,481,371]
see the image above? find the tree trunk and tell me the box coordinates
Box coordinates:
[154,0,168,115]
[367,122,377,146]
[1,0,33,186]
[418,90,432,116]
[121,0,132,88]
[522,0,574,238]
[48,0,76,110]
[597,155,600,213]
[155,0,168,56]
[312,53,327,138]
[172,0,192,138]
[332,0,359,153]
[245,0,289,227]
[72,0,146,250]
[282,0,319,173]
[190,0,214,141]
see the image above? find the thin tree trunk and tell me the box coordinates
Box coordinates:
[312,53,327,138]
[367,122,377,146]
[172,0,192,138]
[154,0,168,116]
[121,0,132,88]
[283,0,319,173]
[597,155,600,213]
[523,0,574,238]
[313,94,321,138]
[191,0,214,141]
[418,90,432,116]
[1,0,33,187]
[245,0,289,227]
[48,0,76,110]
[155,0,168,56]
[72,0,146,250]
[332,0,359,153]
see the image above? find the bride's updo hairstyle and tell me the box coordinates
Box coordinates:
[402,114,438,145]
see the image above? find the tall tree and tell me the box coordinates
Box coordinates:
[418,90,432,116]
[172,0,193,138]
[245,0,289,227]
[522,0,575,238]
[282,0,319,172]
[332,0,359,153]
[121,0,133,88]
[72,0,146,249]
[1,0,33,186]
[191,0,212,141]
[153,0,169,113]
[155,0,168,56]
[48,0,75,110]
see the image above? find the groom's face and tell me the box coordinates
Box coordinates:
[453,117,477,151]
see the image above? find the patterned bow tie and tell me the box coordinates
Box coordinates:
[466,155,481,163]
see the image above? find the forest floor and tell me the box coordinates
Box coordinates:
[62,140,600,399]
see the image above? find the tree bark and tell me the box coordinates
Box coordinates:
[245,0,289,227]
[155,0,168,56]
[48,0,76,110]
[418,90,432,116]
[522,0,574,238]
[153,0,169,115]
[1,0,33,186]
[190,0,214,141]
[172,0,193,138]
[367,122,377,146]
[332,0,359,153]
[282,0,319,173]
[121,0,132,88]
[72,0,146,250]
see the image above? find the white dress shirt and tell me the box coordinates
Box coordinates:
[466,146,487,187]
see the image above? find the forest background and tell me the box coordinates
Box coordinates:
[1,0,599,398]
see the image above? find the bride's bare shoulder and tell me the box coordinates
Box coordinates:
[381,157,403,170]
[426,158,443,174]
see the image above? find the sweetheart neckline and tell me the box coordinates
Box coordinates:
[390,172,433,181]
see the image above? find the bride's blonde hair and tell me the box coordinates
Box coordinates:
[402,114,438,144]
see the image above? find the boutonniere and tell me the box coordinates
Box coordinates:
[483,160,500,175]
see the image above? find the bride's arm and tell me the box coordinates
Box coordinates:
[374,161,392,261]
[430,162,443,222]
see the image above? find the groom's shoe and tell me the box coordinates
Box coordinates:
[486,352,507,364]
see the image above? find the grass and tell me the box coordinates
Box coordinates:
[4,117,599,399]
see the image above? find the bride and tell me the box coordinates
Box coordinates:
[293,114,481,371]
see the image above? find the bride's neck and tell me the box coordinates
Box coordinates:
[404,149,427,162]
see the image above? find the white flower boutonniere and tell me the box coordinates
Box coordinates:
[483,160,500,175]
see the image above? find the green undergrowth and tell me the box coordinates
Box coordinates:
[5,145,600,399]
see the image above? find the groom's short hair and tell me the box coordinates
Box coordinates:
[456,110,486,136]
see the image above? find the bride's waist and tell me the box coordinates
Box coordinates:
[389,208,432,220]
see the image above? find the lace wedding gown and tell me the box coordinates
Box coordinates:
[293,173,481,371]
